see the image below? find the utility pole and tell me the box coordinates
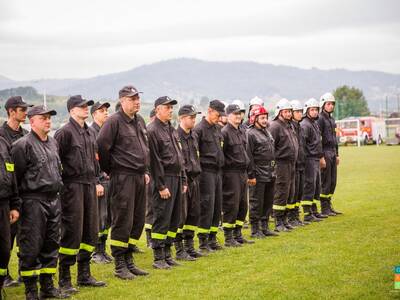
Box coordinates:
[385,95,389,118]
[397,94,399,114]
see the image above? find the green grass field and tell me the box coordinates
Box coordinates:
[5,146,400,299]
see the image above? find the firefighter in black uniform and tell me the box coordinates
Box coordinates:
[89,101,113,264]
[176,105,202,260]
[193,100,225,253]
[221,104,253,246]
[301,98,326,222]
[289,100,307,227]
[0,96,32,288]
[318,92,342,215]
[147,96,187,269]
[55,95,105,293]
[97,86,149,280]
[12,106,68,299]
[269,99,299,232]
[144,109,156,249]
[247,106,278,238]
[0,137,20,296]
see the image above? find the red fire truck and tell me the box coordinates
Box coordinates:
[336,117,385,145]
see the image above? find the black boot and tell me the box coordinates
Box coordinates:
[92,240,108,264]
[329,199,342,215]
[282,213,294,230]
[183,237,202,258]
[77,262,106,287]
[304,213,322,222]
[23,276,39,300]
[312,203,328,219]
[152,248,170,269]
[39,274,69,299]
[164,245,181,267]
[3,270,19,287]
[234,227,255,244]
[260,219,279,236]
[224,228,241,247]
[174,239,196,261]
[198,234,213,254]
[321,199,334,216]
[287,210,298,228]
[58,265,78,295]
[250,222,264,238]
[208,232,224,250]
[145,229,153,248]
[125,253,149,275]
[114,255,135,280]
[275,216,289,232]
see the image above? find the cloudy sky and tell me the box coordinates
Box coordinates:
[1,0,399,80]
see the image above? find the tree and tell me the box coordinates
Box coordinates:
[333,85,370,119]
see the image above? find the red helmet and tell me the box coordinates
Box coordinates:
[249,105,268,124]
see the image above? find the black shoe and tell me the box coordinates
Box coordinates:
[91,252,109,264]
[234,227,255,244]
[152,248,170,270]
[125,253,149,276]
[164,246,181,267]
[24,276,39,300]
[114,256,135,280]
[261,229,279,237]
[224,229,242,247]
[40,274,69,299]
[77,263,106,287]
[198,235,213,254]
[314,212,328,219]
[58,266,79,295]
[3,274,19,287]
[183,238,203,258]
[208,233,224,250]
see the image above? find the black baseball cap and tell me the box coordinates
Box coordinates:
[119,85,142,98]
[178,105,201,116]
[90,101,110,115]
[209,100,226,116]
[226,104,241,115]
[154,96,178,108]
[67,95,94,112]
[27,105,57,118]
[5,96,33,110]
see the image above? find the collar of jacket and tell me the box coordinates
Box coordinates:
[69,117,89,134]
[154,117,170,128]
[178,125,193,140]
[118,110,137,124]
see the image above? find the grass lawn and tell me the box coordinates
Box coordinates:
[5,146,400,299]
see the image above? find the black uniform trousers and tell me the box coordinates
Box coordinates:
[144,180,154,232]
[151,175,182,249]
[0,204,11,280]
[198,170,222,237]
[320,151,337,202]
[273,161,295,217]
[59,182,98,266]
[302,159,321,213]
[182,177,200,239]
[109,173,145,257]
[19,195,60,277]
[98,180,111,243]
[222,172,248,229]
[292,169,304,212]
[249,179,275,224]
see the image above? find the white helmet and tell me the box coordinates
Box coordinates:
[274,98,292,119]
[303,98,320,115]
[320,92,335,109]
[232,99,246,112]
[290,100,302,111]
[249,96,263,107]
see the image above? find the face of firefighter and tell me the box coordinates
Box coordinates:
[292,110,302,122]
[324,101,335,113]
[307,107,319,119]
[157,104,174,122]
[71,104,89,121]
[218,115,228,127]
[280,109,292,121]
[207,108,221,125]
[228,112,242,127]
[240,111,245,121]
[30,114,52,137]
[8,107,28,123]
[92,107,109,127]
[180,114,197,130]
[255,114,268,128]
[121,95,141,117]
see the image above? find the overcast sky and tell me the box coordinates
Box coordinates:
[1,0,399,80]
